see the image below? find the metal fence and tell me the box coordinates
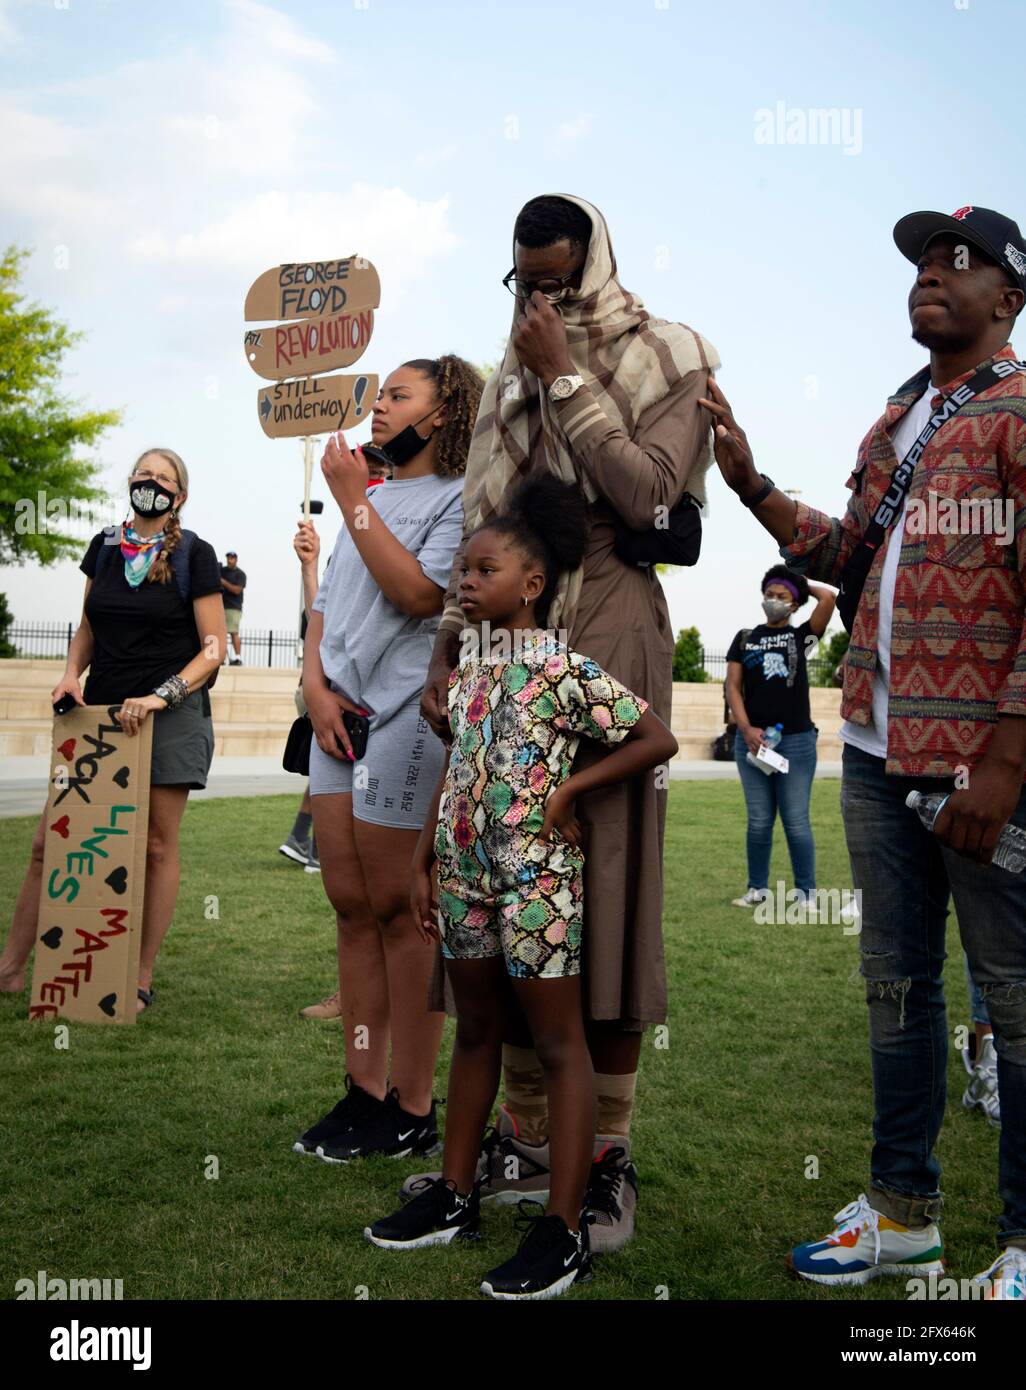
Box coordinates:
[699,649,838,687]
[4,623,841,684]
[6,622,303,670]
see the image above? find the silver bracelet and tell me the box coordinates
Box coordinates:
[153,674,189,710]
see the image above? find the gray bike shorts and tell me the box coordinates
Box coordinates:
[309,697,447,830]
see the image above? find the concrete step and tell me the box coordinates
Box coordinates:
[1,660,845,761]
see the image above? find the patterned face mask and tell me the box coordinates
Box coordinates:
[129,478,177,518]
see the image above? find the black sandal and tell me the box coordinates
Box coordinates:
[137,987,156,1009]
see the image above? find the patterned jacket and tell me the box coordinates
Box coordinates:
[781,343,1026,777]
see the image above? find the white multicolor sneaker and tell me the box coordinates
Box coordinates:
[962,1034,1001,1128]
[731,887,768,907]
[788,1193,944,1285]
[974,1246,1026,1300]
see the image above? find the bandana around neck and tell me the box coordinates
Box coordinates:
[120,523,166,588]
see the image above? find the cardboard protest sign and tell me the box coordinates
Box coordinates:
[257,372,378,439]
[245,308,375,381]
[29,706,152,1026]
[243,257,380,323]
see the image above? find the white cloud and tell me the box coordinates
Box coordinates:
[225,0,334,64]
[126,186,461,291]
[554,114,593,147]
[416,144,458,169]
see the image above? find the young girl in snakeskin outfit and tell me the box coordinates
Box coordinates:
[364,475,677,1300]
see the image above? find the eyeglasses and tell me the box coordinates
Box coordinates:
[131,468,179,491]
[501,267,577,303]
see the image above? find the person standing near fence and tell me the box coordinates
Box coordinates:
[220,551,246,665]
[0,447,225,1013]
[725,565,835,909]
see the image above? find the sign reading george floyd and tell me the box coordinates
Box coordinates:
[257,372,378,439]
[243,256,380,324]
[29,706,152,1026]
[244,308,375,381]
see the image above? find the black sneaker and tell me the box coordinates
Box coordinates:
[479,1200,593,1300]
[291,1076,384,1156]
[317,1087,440,1164]
[365,1177,481,1249]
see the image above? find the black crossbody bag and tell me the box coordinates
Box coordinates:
[613,491,702,568]
[836,358,1024,634]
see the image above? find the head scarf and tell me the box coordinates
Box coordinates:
[457,193,720,631]
[120,523,166,588]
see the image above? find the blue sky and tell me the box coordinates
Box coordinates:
[2,0,1024,652]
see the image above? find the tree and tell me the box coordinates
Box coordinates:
[673,625,708,683]
[0,246,120,567]
[810,628,850,687]
[0,592,15,658]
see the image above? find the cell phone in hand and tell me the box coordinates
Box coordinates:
[339,710,370,760]
[53,693,78,716]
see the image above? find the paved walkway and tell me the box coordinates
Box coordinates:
[0,755,844,819]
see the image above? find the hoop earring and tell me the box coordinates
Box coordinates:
[522,596,529,607]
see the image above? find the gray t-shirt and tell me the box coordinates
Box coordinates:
[311,472,464,729]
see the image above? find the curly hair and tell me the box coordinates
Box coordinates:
[401,355,484,478]
[761,562,809,606]
[128,447,189,585]
[513,195,593,252]
[477,474,590,624]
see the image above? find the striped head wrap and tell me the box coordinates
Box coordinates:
[455,193,720,632]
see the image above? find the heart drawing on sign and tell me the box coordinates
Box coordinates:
[104,866,128,894]
[58,739,77,760]
[50,815,70,838]
[41,927,63,949]
[98,994,117,1017]
[112,766,130,789]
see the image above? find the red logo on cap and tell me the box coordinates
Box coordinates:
[951,206,974,221]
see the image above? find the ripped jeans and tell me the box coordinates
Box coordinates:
[841,743,1026,1248]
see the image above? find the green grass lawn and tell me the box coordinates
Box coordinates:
[0,781,1002,1301]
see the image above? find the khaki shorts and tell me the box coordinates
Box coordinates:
[223,608,242,635]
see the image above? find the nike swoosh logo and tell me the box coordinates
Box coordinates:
[563,1253,577,1267]
[397,1129,415,1141]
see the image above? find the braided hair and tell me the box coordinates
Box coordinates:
[477,474,590,625]
[401,355,484,478]
[128,448,189,585]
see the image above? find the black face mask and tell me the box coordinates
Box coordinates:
[129,478,177,518]
[364,407,438,470]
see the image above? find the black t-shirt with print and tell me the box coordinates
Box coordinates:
[726,620,814,735]
[80,530,222,706]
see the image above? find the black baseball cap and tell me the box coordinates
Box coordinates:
[226,550,237,557]
[893,205,1026,298]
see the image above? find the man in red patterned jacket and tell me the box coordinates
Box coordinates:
[702,206,1026,1299]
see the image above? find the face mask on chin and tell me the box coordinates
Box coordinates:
[761,597,793,623]
[363,406,438,470]
[129,479,177,519]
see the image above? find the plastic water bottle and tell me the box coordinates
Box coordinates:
[906,790,1026,873]
[747,723,784,776]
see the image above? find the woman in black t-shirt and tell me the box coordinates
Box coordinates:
[0,449,226,1014]
[725,564,835,910]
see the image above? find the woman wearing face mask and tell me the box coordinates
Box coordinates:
[292,355,484,1165]
[725,565,836,909]
[0,449,225,1012]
